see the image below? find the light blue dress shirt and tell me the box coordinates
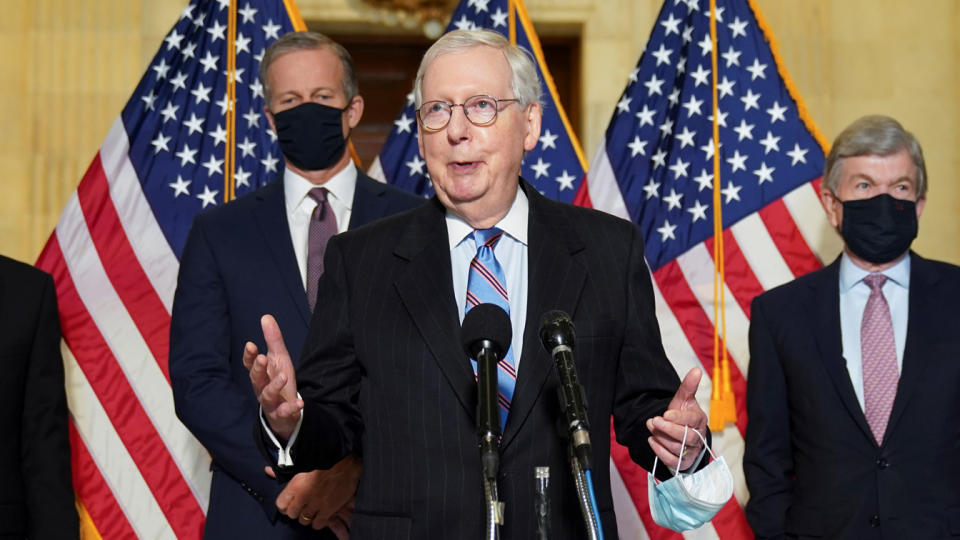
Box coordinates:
[447,188,529,366]
[269,187,531,464]
[838,252,910,410]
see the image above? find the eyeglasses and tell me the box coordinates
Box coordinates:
[416,95,520,131]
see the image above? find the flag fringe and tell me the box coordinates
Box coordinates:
[76,495,103,540]
[282,0,307,31]
[513,0,587,170]
[745,0,830,153]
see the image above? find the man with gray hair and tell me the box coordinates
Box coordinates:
[745,115,960,538]
[169,31,420,539]
[245,29,711,539]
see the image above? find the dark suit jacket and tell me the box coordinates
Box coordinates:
[169,172,421,539]
[745,254,960,539]
[0,255,78,539]
[280,180,684,539]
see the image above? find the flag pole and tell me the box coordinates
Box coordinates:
[224,0,238,202]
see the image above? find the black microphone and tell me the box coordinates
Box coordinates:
[461,303,512,481]
[539,310,592,470]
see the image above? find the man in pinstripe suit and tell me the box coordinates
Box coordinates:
[246,29,709,539]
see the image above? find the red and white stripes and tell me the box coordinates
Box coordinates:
[582,137,838,539]
[37,118,211,539]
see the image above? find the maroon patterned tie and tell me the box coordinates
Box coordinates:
[306,188,337,312]
[860,273,899,445]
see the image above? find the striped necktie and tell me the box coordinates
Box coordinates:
[465,228,516,430]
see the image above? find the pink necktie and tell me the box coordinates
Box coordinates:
[306,188,337,312]
[861,273,899,445]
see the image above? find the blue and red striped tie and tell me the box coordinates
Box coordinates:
[465,228,516,430]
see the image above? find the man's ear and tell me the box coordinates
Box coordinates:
[820,187,843,229]
[915,195,926,219]
[345,95,364,130]
[264,104,276,136]
[522,102,542,152]
[416,123,425,159]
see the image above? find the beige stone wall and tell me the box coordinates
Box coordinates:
[4,0,959,264]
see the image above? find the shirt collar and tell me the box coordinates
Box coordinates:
[283,162,358,214]
[445,186,529,250]
[839,251,911,293]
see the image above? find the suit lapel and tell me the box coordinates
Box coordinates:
[393,199,477,416]
[252,179,312,326]
[884,254,937,439]
[811,260,876,445]
[501,183,586,450]
[348,172,390,229]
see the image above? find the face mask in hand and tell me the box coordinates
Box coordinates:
[647,426,733,532]
[272,102,348,171]
[840,193,918,264]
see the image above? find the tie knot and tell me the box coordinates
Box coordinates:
[864,273,887,292]
[473,228,503,250]
[308,187,327,204]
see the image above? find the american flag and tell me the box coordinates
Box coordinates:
[368,0,588,202]
[583,0,839,538]
[34,0,301,537]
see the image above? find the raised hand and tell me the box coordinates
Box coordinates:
[243,314,303,440]
[646,367,709,471]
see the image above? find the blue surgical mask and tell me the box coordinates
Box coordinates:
[647,427,733,531]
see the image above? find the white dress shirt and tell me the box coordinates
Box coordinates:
[283,163,357,289]
[447,188,529,365]
[263,164,356,464]
[838,252,910,410]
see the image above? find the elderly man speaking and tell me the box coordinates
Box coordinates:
[245,29,713,539]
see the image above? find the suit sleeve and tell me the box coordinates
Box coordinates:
[21,272,79,539]
[284,235,363,472]
[610,224,687,477]
[743,296,792,539]
[169,216,283,519]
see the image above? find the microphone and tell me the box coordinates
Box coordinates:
[539,310,592,470]
[461,303,512,481]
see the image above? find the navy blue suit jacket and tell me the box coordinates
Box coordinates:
[170,171,422,539]
[745,253,960,539]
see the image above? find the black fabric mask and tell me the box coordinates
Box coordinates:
[272,102,347,171]
[840,193,918,264]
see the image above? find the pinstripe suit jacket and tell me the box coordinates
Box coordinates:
[286,179,682,539]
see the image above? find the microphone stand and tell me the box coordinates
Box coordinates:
[477,346,503,540]
[534,467,550,540]
[482,461,502,540]
[568,444,601,540]
[540,311,604,540]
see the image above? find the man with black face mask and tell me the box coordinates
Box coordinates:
[745,115,960,539]
[169,32,421,540]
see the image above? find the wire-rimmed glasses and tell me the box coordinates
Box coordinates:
[416,95,520,131]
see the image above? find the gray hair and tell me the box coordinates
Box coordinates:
[413,29,543,110]
[259,31,358,103]
[824,115,927,197]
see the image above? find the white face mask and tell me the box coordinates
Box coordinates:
[647,427,734,531]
